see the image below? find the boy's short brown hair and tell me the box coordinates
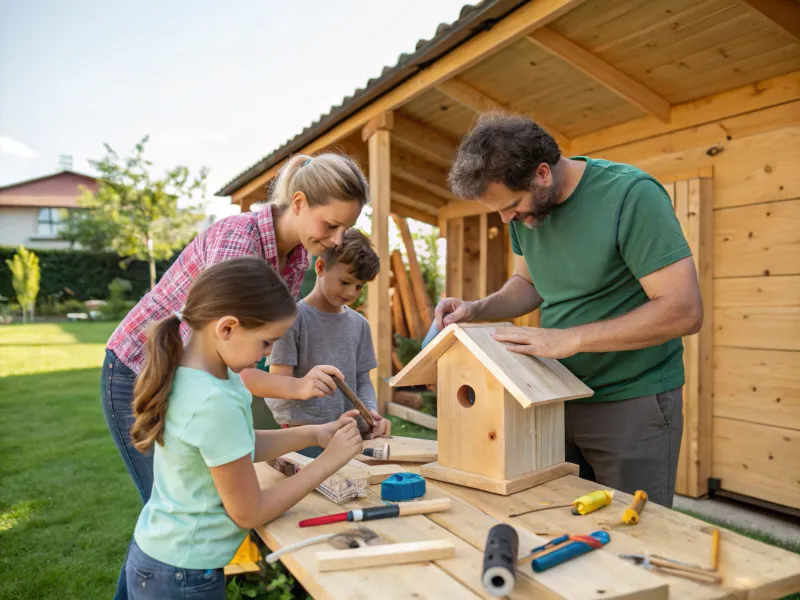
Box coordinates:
[320,229,380,282]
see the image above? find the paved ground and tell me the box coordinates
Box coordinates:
[674,494,800,546]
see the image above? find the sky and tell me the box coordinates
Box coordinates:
[0,0,468,219]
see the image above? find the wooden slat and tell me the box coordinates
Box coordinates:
[385,402,438,431]
[740,0,800,44]
[392,113,457,169]
[674,178,714,498]
[461,215,480,301]
[391,146,455,202]
[714,306,800,351]
[392,214,434,327]
[527,28,669,121]
[570,71,800,155]
[390,203,438,226]
[446,218,464,298]
[389,287,408,338]
[439,199,493,220]
[360,436,438,464]
[390,192,439,216]
[712,417,800,509]
[367,128,392,413]
[478,213,488,298]
[391,177,447,208]
[436,78,571,148]
[714,275,800,307]
[713,347,800,430]
[715,199,800,278]
[230,0,587,202]
[391,250,423,340]
[486,212,507,296]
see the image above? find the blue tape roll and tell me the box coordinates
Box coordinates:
[381,473,426,501]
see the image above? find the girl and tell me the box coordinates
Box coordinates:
[125,257,363,600]
[102,152,369,600]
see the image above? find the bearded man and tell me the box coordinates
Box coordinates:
[436,111,703,507]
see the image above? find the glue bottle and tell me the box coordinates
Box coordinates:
[571,490,614,515]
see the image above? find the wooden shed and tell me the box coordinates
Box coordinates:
[217,0,800,511]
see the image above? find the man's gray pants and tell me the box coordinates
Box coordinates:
[565,388,683,508]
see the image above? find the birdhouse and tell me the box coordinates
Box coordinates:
[389,323,593,495]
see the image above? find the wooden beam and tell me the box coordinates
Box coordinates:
[437,78,571,149]
[391,249,424,340]
[526,28,671,123]
[229,0,587,202]
[392,113,457,169]
[445,218,464,299]
[673,177,714,498]
[438,199,493,220]
[386,402,438,431]
[478,213,488,298]
[391,147,456,202]
[361,111,395,143]
[389,287,408,338]
[392,214,434,327]
[392,177,446,208]
[740,0,800,43]
[391,193,438,216]
[391,204,438,227]
[571,71,800,155]
[367,128,392,414]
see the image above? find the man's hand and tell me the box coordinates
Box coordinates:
[315,410,361,448]
[434,297,478,329]
[296,365,344,400]
[492,326,582,360]
[367,410,391,439]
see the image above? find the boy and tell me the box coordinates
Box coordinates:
[242,229,390,456]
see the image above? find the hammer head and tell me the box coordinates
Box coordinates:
[329,527,383,550]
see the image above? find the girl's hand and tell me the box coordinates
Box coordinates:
[319,418,362,470]
[296,365,344,400]
[315,410,360,448]
[367,410,392,439]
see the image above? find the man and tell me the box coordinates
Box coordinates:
[436,111,703,507]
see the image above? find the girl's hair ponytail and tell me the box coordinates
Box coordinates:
[131,256,296,453]
[269,153,368,209]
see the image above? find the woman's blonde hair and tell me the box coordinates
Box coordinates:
[269,153,369,209]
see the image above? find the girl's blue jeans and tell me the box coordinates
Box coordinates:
[126,539,226,600]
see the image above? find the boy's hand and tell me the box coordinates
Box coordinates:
[367,410,391,439]
[296,365,344,400]
[315,410,360,448]
[318,418,362,470]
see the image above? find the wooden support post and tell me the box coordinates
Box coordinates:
[478,213,489,298]
[674,177,714,497]
[366,115,393,414]
[446,218,464,299]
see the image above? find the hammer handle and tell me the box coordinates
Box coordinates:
[334,377,375,427]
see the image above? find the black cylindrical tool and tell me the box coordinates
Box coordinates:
[482,524,519,597]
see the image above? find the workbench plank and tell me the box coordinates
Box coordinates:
[432,473,800,600]
[359,436,438,464]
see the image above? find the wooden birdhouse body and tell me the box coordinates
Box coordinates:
[390,323,592,495]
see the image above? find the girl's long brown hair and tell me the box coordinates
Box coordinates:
[131,257,296,452]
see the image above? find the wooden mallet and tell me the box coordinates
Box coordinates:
[334,376,376,428]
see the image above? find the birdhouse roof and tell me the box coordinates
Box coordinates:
[389,323,593,408]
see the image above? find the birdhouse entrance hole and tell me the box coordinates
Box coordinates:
[457,385,476,408]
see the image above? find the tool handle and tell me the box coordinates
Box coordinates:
[657,565,722,584]
[298,512,349,528]
[622,490,648,525]
[712,528,720,571]
[397,498,452,516]
[530,531,610,572]
[266,534,337,563]
[334,377,375,427]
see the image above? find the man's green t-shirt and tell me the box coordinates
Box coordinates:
[510,157,692,402]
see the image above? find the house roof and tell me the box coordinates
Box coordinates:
[0,170,98,208]
[389,323,593,407]
[216,0,524,197]
[0,170,96,192]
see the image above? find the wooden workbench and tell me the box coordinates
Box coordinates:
[254,462,800,599]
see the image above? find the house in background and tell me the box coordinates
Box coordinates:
[0,170,97,249]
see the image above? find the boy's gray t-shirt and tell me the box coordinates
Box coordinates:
[265,301,378,426]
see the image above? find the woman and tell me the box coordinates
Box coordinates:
[101,152,368,600]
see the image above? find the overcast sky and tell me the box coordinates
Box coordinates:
[0,0,467,218]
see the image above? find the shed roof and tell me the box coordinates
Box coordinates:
[389,323,593,407]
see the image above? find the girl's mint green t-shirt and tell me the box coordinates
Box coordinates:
[133,367,255,569]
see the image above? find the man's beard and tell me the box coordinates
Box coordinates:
[513,183,559,229]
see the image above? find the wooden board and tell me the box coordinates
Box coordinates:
[714,275,800,307]
[386,402,438,430]
[712,417,800,509]
[389,287,408,338]
[713,346,800,431]
[462,215,481,302]
[359,436,438,464]
[454,325,594,407]
[391,249,423,339]
[316,539,455,572]
[446,217,464,298]
[421,461,579,496]
[392,214,434,326]
[714,306,800,351]
[714,198,800,278]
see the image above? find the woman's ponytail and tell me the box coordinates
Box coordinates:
[131,314,183,452]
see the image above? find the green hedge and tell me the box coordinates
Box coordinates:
[0,246,177,303]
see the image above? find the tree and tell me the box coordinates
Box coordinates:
[76,136,208,288]
[5,246,40,324]
[59,209,119,251]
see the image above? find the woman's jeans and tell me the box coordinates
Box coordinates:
[101,349,154,600]
[126,539,226,600]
